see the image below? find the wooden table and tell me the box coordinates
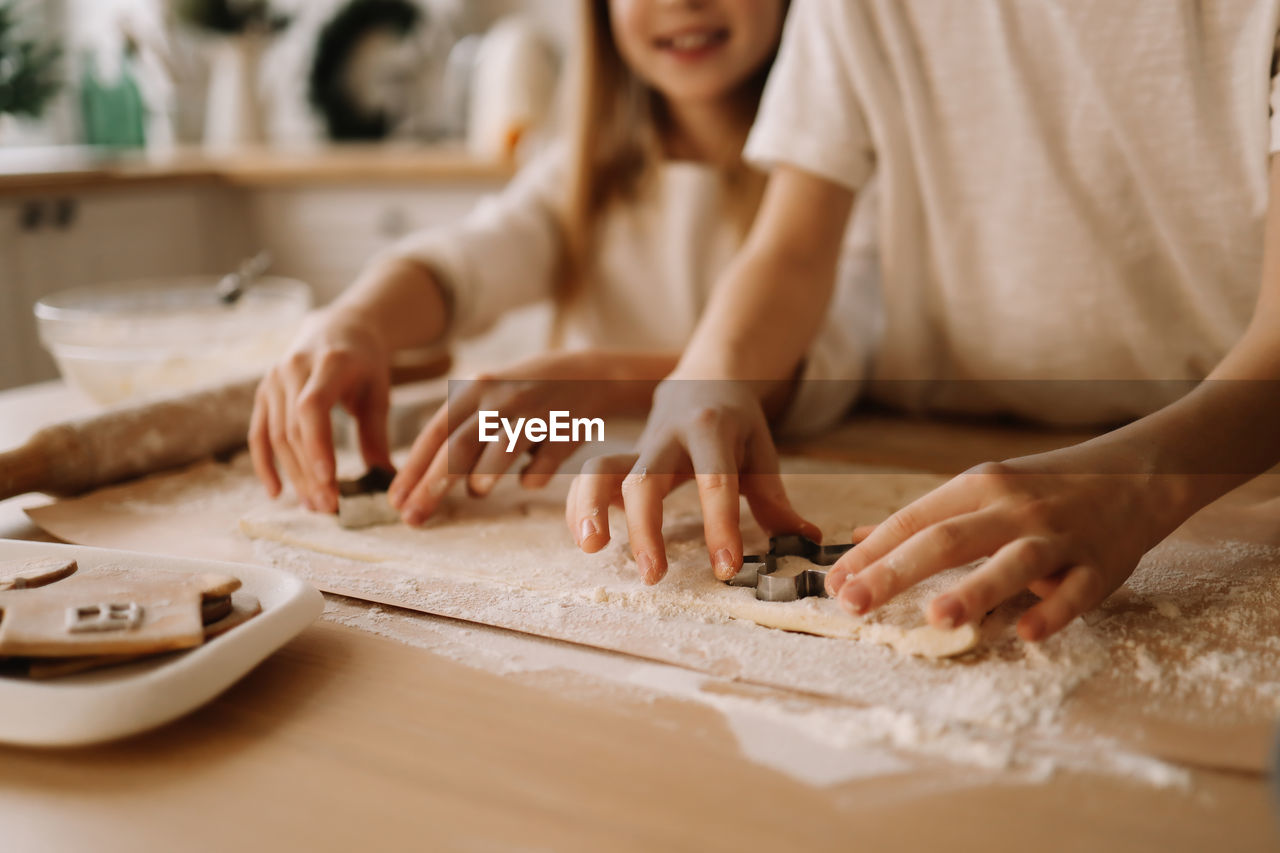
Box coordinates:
[1,382,1276,853]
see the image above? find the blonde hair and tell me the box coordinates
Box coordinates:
[555,0,781,311]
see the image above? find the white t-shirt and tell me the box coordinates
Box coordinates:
[386,147,882,434]
[746,0,1280,425]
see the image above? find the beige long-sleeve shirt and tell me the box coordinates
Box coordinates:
[747,0,1280,426]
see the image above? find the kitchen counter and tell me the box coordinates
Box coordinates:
[0,381,1277,852]
[0,144,515,196]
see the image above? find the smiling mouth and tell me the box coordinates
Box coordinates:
[654,29,730,53]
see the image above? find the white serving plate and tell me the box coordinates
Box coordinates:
[0,540,323,747]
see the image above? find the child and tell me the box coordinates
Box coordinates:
[250,0,878,526]
[569,1,1280,642]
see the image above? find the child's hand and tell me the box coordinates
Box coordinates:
[824,450,1190,642]
[389,350,674,526]
[566,379,819,585]
[249,312,393,513]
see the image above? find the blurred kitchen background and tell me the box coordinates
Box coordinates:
[0,0,572,398]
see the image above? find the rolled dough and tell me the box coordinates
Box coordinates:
[336,493,401,530]
[239,459,981,659]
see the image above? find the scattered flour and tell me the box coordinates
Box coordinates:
[323,597,1193,791]
[241,460,1280,790]
[64,452,1280,792]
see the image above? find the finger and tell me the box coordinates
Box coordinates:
[685,428,743,580]
[834,509,1019,616]
[851,524,878,543]
[467,432,537,497]
[400,413,486,525]
[295,354,353,489]
[294,394,338,515]
[620,448,683,584]
[1028,571,1066,600]
[565,472,585,537]
[696,469,741,580]
[741,434,822,543]
[350,373,393,471]
[391,376,491,506]
[249,383,282,497]
[279,363,328,512]
[824,479,984,596]
[520,440,581,490]
[389,400,452,509]
[926,536,1065,629]
[1018,564,1110,642]
[264,380,315,511]
[567,454,634,553]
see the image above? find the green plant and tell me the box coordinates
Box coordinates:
[0,1,61,119]
[176,0,290,36]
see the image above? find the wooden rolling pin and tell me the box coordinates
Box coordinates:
[0,353,451,502]
[0,376,261,501]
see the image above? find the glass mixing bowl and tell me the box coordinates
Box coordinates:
[35,276,312,405]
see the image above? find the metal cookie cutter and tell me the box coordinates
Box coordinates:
[726,534,855,602]
[338,466,396,500]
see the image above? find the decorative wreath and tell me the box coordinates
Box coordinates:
[176,0,291,36]
[308,0,424,141]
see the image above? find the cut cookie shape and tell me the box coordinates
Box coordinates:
[0,557,78,591]
[27,594,263,680]
[337,467,401,530]
[0,568,240,658]
[723,535,983,658]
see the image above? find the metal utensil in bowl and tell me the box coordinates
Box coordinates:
[216,251,274,305]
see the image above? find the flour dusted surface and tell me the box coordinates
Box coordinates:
[240,459,980,657]
[66,451,1280,786]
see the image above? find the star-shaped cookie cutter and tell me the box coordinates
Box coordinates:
[725,534,855,602]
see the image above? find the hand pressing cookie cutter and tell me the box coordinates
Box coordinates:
[336,467,401,529]
[726,534,855,602]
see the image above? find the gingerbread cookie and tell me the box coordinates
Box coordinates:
[202,594,234,625]
[202,594,262,640]
[0,557,78,591]
[26,594,263,680]
[0,567,241,658]
[337,467,401,529]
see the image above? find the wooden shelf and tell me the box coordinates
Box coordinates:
[0,144,515,196]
